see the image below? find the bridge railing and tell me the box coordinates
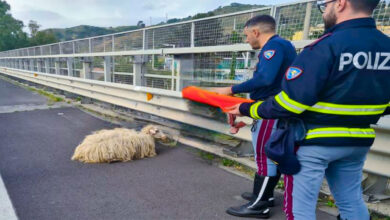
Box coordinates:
[0,0,389,183]
[0,0,388,91]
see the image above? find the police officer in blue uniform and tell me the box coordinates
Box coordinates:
[227,0,390,219]
[212,15,297,218]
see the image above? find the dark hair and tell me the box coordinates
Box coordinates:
[244,15,276,33]
[349,0,380,14]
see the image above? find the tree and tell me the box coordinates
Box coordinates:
[167,18,180,24]
[0,0,8,15]
[192,12,215,19]
[28,20,40,37]
[29,30,58,46]
[0,0,29,51]
[137,21,145,28]
[26,20,58,46]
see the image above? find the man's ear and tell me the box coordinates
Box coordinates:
[336,0,348,13]
[252,28,260,38]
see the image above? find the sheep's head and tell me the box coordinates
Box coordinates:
[141,125,168,141]
[141,124,178,146]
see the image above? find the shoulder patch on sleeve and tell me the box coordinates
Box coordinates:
[285,67,303,81]
[263,50,276,60]
[304,33,332,49]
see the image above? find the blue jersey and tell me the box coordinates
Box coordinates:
[232,35,297,100]
[240,18,390,147]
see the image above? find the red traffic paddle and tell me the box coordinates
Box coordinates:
[182,86,254,112]
[182,86,254,134]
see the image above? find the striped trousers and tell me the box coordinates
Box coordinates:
[251,119,278,177]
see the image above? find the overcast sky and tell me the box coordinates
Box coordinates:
[7,0,294,31]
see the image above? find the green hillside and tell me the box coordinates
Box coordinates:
[43,3,267,41]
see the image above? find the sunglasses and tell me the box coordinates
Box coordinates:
[317,0,337,13]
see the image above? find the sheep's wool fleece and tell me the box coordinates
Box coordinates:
[71,128,156,163]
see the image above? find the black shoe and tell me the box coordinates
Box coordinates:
[241,192,255,201]
[337,214,372,220]
[226,201,270,219]
[241,173,263,201]
[241,173,281,204]
[241,192,275,207]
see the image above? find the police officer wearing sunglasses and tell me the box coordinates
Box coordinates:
[227,0,390,219]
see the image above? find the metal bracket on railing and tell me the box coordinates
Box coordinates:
[363,174,390,202]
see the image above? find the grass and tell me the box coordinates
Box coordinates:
[221,158,236,167]
[77,104,135,124]
[326,200,336,208]
[0,75,64,104]
[195,151,255,178]
[276,180,285,189]
[220,158,255,177]
[198,151,215,161]
[28,88,64,103]
[372,214,390,220]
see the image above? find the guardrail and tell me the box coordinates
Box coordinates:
[0,0,389,180]
[1,66,390,180]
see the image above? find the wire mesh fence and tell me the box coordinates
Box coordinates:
[39,60,46,73]
[0,0,389,91]
[375,0,390,35]
[59,60,68,76]
[1,0,390,58]
[90,57,105,81]
[183,52,255,86]
[114,31,143,51]
[73,58,83,78]
[276,2,309,40]
[145,23,192,49]
[143,55,175,89]
[112,56,133,85]
[194,9,271,47]
[61,42,74,54]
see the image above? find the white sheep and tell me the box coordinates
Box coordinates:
[71,124,172,163]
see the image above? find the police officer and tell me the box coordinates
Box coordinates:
[212,15,297,218]
[228,0,390,219]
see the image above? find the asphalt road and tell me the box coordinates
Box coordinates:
[0,78,46,106]
[0,78,335,220]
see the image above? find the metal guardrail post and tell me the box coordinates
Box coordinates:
[67,58,74,77]
[104,56,112,82]
[175,58,181,91]
[37,59,42,72]
[112,35,115,52]
[29,59,34,71]
[152,31,155,49]
[82,58,92,79]
[270,5,277,17]
[59,42,63,55]
[271,6,280,32]
[303,2,313,40]
[142,30,146,50]
[44,59,50,73]
[133,55,144,86]
[55,59,60,75]
[103,38,106,52]
[89,39,92,53]
[191,22,195,48]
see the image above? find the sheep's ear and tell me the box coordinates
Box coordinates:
[149,128,157,135]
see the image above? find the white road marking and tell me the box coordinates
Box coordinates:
[0,175,18,220]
